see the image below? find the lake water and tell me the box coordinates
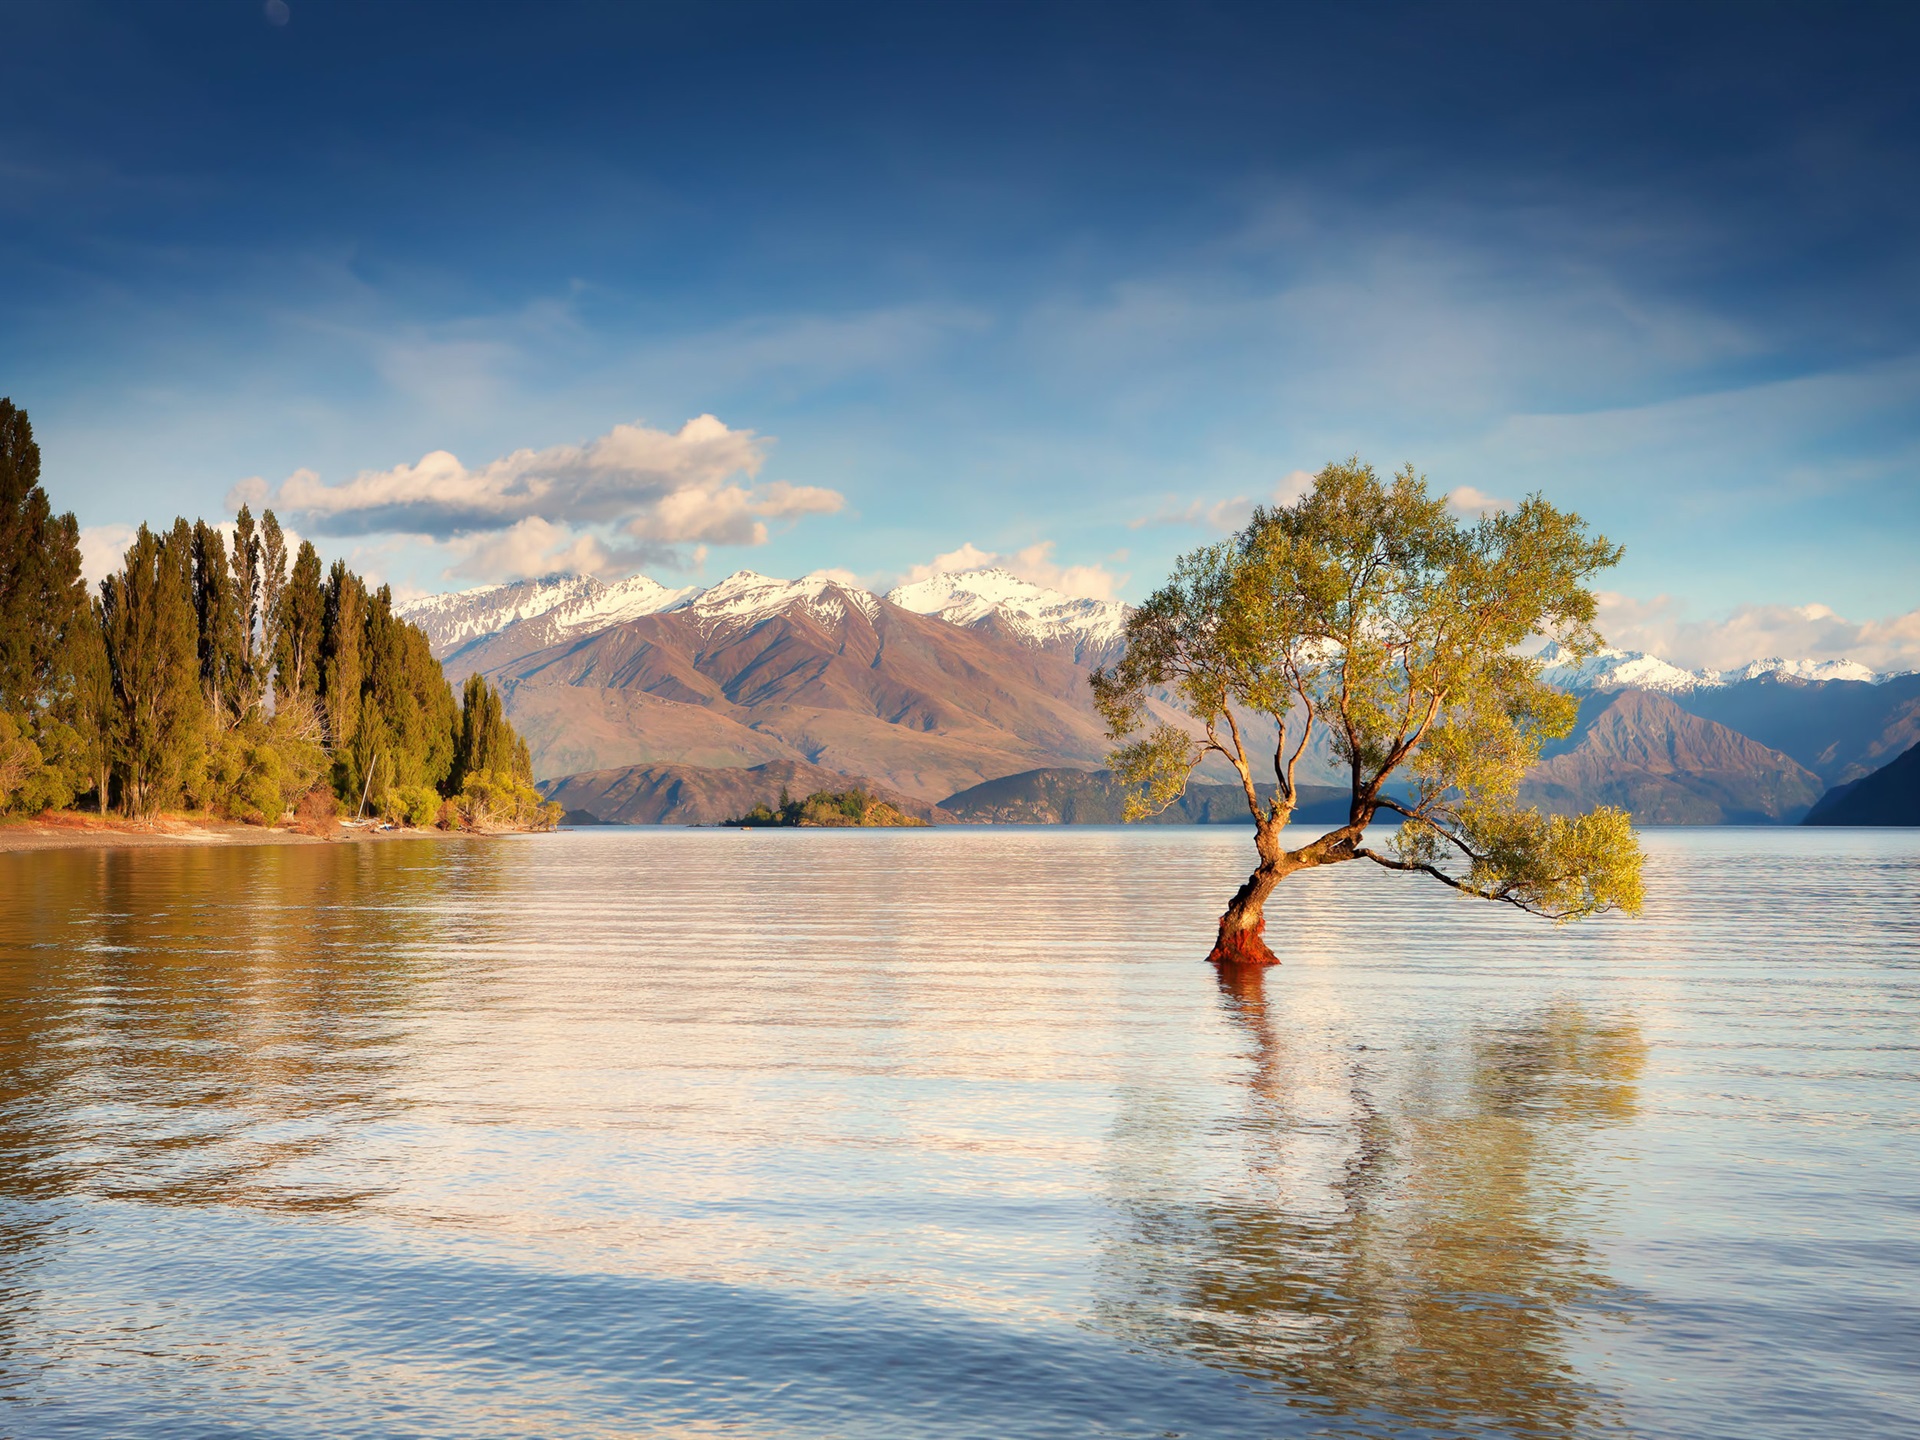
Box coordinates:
[0,826,1915,1439]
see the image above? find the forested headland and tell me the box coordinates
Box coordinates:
[0,399,555,832]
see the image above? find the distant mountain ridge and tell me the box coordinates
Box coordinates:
[1521,690,1823,824]
[481,575,1112,798]
[402,566,1130,673]
[1803,741,1920,825]
[402,570,1917,824]
[408,573,697,680]
[1537,641,1903,693]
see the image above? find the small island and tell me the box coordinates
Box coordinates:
[729,788,929,827]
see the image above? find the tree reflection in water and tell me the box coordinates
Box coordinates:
[0,844,475,1218]
[1099,964,1646,1438]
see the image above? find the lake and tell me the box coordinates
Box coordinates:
[0,826,1915,1438]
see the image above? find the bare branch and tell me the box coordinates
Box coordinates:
[1218,706,1262,823]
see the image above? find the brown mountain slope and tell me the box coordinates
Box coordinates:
[487,585,1113,797]
[1521,689,1823,823]
[540,760,947,826]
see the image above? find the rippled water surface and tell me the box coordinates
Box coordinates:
[1,827,1916,1438]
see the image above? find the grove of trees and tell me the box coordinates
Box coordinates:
[1092,458,1644,964]
[0,398,553,830]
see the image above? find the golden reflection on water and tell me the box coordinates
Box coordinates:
[1101,963,1646,1437]
[0,844,471,1216]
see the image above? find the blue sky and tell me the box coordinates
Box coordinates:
[5,1,1919,668]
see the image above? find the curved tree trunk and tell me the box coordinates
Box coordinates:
[1206,820,1290,966]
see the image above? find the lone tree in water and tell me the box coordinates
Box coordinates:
[1091,460,1644,966]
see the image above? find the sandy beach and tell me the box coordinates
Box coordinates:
[0,812,466,853]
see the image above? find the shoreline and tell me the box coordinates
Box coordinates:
[0,813,515,854]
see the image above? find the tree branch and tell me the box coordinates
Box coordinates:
[1218,706,1262,823]
[1355,846,1586,921]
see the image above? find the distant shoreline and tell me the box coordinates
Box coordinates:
[0,813,513,855]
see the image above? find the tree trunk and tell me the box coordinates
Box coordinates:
[1206,820,1289,966]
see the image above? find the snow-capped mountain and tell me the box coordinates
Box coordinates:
[1535,643,1707,693]
[1536,642,1899,693]
[406,564,1133,669]
[400,575,601,656]
[885,567,1130,667]
[1717,656,1885,685]
[400,572,695,660]
[683,570,881,633]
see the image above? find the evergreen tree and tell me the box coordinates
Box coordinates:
[0,407,549,829]
[101,524,205,816]
[192,520,245,726]
[258,509,288,696]
[275,539,324,701]
[0,400,89,724]
[65,598,115,813]
[320,560,366,795]
[230,504,264,718]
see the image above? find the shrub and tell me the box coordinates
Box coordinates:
[0,713,71,816]
[292,785,339,837]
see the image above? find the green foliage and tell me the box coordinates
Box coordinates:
[0,400,552,833]
[728,787,926,827]
[100,523,205,816]
[1093,458,1643,921]
[0,397,94,810]
[275,540,325,701]
[0,711,70,815]
[455,772,560,831]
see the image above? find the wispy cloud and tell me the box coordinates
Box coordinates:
[1599,592,1920,673]
[1128,470,1314,532]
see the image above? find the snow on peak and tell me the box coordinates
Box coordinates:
[544,572,698,637]
[885,567,1130,664]
[680,570,880,630]
[1720,656,1883,685]
[1536,641,1897,692]
[1536,643,1705,694]
[398,574,601,655]
[398,571,695,658]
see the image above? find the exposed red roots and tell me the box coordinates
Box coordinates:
[1206,914,1280,967]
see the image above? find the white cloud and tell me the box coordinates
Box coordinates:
[228,415,845,584]
[1272,469,1316,506]
[1007,541,1127,602]
[445,517,623,584]
[1598,592,1920,673]
[1446,484,1512,516]
[78,524,136,589]
[897,542,999,583]
[805,566,865,589]
[239,415,844,545]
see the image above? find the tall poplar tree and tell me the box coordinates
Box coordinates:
[101,524,205,816]
[0,399,88,722]
[320,560,366,795]
[275,540,324,700]
[192,520,246,726]
[66,599,115,813]
[230,504,264,718]
[258,509,288,696]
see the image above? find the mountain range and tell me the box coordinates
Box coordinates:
[1804,741,1920,825]
[400,569,1917,825]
